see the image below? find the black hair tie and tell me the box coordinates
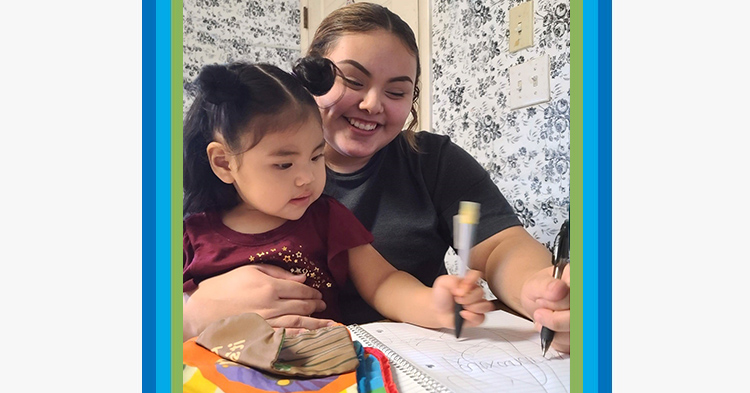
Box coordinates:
[293,56,337,96]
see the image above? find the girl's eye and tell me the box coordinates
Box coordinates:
[274,163,293,170]
[312,153,324,162]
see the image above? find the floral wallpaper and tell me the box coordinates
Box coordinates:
[432,0,570,246]
[182,0,301,114]
[182,0,570,296]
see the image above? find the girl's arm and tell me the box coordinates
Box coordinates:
[347,244,493,329]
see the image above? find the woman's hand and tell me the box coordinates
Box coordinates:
[521,264,570,353]
[183,264,335,340]
[432,270,495,329]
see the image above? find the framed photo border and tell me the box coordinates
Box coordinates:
[142,0,613,391]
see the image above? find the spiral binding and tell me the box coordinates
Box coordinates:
[349,324,452,393]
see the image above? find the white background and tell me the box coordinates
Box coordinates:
[613,2,749,391]
[2,2,142,391]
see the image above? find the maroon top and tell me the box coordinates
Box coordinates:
[183,195,374,321]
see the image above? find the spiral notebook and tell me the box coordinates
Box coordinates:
[347,310,570,393]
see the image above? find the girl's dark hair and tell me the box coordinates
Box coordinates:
[307,2,421,151]
[183,57,337,216]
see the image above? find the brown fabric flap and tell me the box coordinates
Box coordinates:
[196,312,284,371]
[196,312,359,377]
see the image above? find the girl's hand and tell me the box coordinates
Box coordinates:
[183,264,335,339]
[432,270,495,329]
[521,264,570,353]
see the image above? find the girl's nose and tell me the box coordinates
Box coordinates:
[359,89,384,114]
[295,167,315,187]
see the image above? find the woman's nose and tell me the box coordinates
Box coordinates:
[359,89,384,114]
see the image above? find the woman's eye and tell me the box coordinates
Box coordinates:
[343,78,363,88]
[274,163,293,170]
[387,91,406,98]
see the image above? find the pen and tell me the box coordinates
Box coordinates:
[540,219,570,356]
[454,201,480,339]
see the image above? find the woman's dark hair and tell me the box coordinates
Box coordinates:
[307,2,421,151]
[183,57,337,216]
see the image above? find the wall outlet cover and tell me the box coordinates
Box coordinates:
[509,1,533,53]
[509,54,551,110]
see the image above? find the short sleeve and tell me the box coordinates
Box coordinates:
[323,196,374,286]
[418,133,521,245]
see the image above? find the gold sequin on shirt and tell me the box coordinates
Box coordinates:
[248,244,333,289]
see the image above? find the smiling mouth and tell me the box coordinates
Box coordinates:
[346,117,378,131]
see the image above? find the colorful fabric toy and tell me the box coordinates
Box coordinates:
[183,313,399,393]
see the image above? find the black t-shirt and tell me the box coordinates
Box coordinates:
[324,131,521,324]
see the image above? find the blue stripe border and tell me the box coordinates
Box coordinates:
[142,0,155,391]
[157,0,171,391]
[149,1,614,391]
[598,0,612,391]
[582,0,599,382]
[583,0,612,392]
[143,0,172,392]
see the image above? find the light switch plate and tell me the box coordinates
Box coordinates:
[509,1,533,52]
[509,54,551,110]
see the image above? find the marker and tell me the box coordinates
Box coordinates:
[540,219,570,356]
[454,201,480,338]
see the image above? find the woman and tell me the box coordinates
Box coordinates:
[183,2,570,354]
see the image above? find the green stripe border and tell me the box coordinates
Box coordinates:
[171,1,183,392]
[170,0,586,391]
[570,0,582,391]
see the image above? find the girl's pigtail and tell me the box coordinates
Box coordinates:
[183,102,210,216]
[199,64,245,105]
[183,64,246,216]
[292,56,337,97]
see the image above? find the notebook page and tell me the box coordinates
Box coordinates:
[358,310,570,393]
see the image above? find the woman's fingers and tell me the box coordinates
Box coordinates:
[533,307,570,333]
[266,315,337,333]
[521,266,570,314]
[264,299,327,319]
[272,277,324,300]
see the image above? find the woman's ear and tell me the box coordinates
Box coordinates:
[206,141,235,184]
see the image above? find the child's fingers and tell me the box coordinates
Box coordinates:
[455,285,486,305]
[460,298,494,314]
[453,269,483,297]
[463,269,482,283]
[459,309,487,327]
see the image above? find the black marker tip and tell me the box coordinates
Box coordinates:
[454,302,464,338]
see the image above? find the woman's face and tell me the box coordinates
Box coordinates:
[316,30,417,172]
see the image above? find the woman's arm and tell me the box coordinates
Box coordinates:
[470,226,552,317]
[182,264,334,340]
[347,244,493,329]
[470,226,570,353]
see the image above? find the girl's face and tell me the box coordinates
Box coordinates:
[316,30,417,172]
[229,117,326,222]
